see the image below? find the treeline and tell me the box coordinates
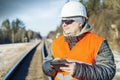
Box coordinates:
[0,19,42,44]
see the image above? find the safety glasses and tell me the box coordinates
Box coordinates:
[62,20,75,25]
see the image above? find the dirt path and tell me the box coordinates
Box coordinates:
[25,43,48,80]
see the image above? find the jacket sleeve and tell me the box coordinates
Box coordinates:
[42,52,57,77]
[42,60,57,77]
[72,40,116,80]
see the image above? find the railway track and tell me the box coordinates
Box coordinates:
[2,41,49,80]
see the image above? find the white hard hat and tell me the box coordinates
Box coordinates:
[61,1,88,19]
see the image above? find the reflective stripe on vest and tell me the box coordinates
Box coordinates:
[55,73,73,80]
[52,32,104,80]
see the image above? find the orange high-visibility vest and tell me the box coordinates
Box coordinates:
[52,32,104,80]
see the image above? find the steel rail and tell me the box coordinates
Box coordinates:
[41,41,52,80]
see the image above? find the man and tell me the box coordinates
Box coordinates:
[42,1,116,80]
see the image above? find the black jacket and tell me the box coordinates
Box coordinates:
[42,40,116,80]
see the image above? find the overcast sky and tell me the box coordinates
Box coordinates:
[0,0,72,36]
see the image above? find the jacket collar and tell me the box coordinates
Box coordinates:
[64,23,92,49]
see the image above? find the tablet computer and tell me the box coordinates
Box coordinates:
[50,59,68,71]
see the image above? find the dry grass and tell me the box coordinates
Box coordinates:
[112,51,120,80]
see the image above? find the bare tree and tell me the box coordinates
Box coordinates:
[1,19,11,43]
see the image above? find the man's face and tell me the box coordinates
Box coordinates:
[62,18,82,36]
